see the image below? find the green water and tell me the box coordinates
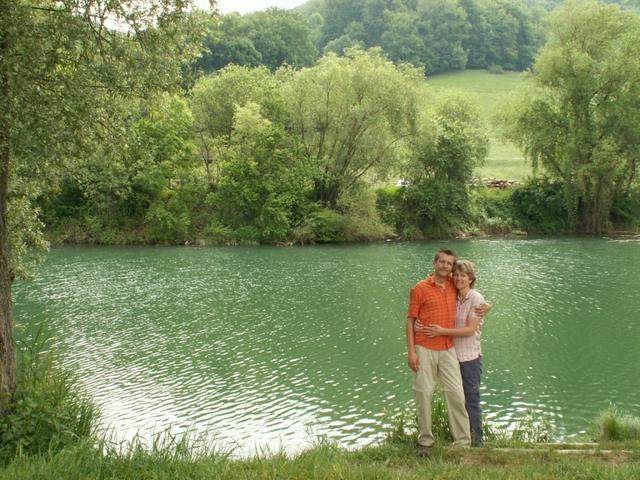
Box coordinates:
[12,238,640,454]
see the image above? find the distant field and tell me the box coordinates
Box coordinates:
[426,69,533,181]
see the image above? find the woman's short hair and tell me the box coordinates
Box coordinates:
[453,259,476,288]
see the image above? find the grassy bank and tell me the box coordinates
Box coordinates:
[0,437,638,479]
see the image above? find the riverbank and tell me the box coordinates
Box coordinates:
[5,311,640,478]
[1,438,638,479]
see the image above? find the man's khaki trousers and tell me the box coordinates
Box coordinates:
[413,345,471,447]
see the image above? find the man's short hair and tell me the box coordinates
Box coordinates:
[433,248,457,262]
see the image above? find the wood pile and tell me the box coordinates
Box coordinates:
[478,177,520,188]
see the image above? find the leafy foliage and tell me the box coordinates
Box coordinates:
[0,0,206,410]
[301,0,542,74]
[197,8,317,72]
[468,187,516,235]
[499,1,640,233]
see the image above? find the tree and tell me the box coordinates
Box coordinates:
[197,9,317,73]
[0,0,204,411]
[190,65,282,188]
[197,13,263,72]
[500,1,640,233]
[282,48,421,207]
[403,93,488,235]
[380,7,425,69]
[212,103,310,243]
[416,0,471,73]
[248,8,317,70]
[361,0,393,46]
[319,0,364,47]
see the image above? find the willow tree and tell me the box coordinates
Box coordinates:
[282,48,421,207]
[500,1,640,234]
[0,0,205,412]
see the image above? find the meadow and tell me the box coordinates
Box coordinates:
[427,69,532,181]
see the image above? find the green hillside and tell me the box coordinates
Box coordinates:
[427,69,532,181]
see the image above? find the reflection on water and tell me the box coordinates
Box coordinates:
[12,239,640,455]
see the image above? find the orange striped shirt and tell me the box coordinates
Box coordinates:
[407,274,456,350]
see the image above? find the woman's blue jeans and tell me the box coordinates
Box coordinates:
[460,356,483,446]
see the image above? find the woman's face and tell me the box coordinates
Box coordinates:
[453,270,472,291]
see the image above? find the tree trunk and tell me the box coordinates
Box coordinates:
[0,19,17,413]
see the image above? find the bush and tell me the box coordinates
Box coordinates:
[510,178,569,234]
[233,225,261,245]
[469,187,516,235]
[376,185,405,231]
[204,218,234,245]
[294,188,391,244]
[0,326,98,464]
[296,209,348,243]
[611,186,640,229]
[376,185,425,240]
[145,190,192,244]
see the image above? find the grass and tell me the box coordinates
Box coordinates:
[426,69,533,181]
[0,436,638,479]
[600,405,640,441]
[0,325,97,463]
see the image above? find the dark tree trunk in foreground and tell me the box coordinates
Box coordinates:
[0,23,16,412]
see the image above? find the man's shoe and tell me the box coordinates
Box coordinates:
[417,445,430,458]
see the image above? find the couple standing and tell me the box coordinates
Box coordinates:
[406,248,488,457]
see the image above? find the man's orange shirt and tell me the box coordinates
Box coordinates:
[407,274,456,350]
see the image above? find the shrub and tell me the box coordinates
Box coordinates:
[297,208,348,243]
[469,187,516,235]
[145,190,192,244]
[204,219,234,245]
[233,225,261,245]
[611,185,640,229]
[376,185,405,232]
[295,188,391,243]
[510,177,569,233]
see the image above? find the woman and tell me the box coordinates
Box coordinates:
[425,259,486,447]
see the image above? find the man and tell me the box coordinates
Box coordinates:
[406,248,471,457]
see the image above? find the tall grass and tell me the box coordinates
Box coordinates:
[0,325,98,464]
[383,389,453,445]
[383,388,554,446]
[599,405,640,441]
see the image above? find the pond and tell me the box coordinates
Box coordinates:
[12,238,640,455]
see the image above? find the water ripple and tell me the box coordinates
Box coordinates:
[11,241,640,455]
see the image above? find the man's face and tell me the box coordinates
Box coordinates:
[432,253,455,279]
